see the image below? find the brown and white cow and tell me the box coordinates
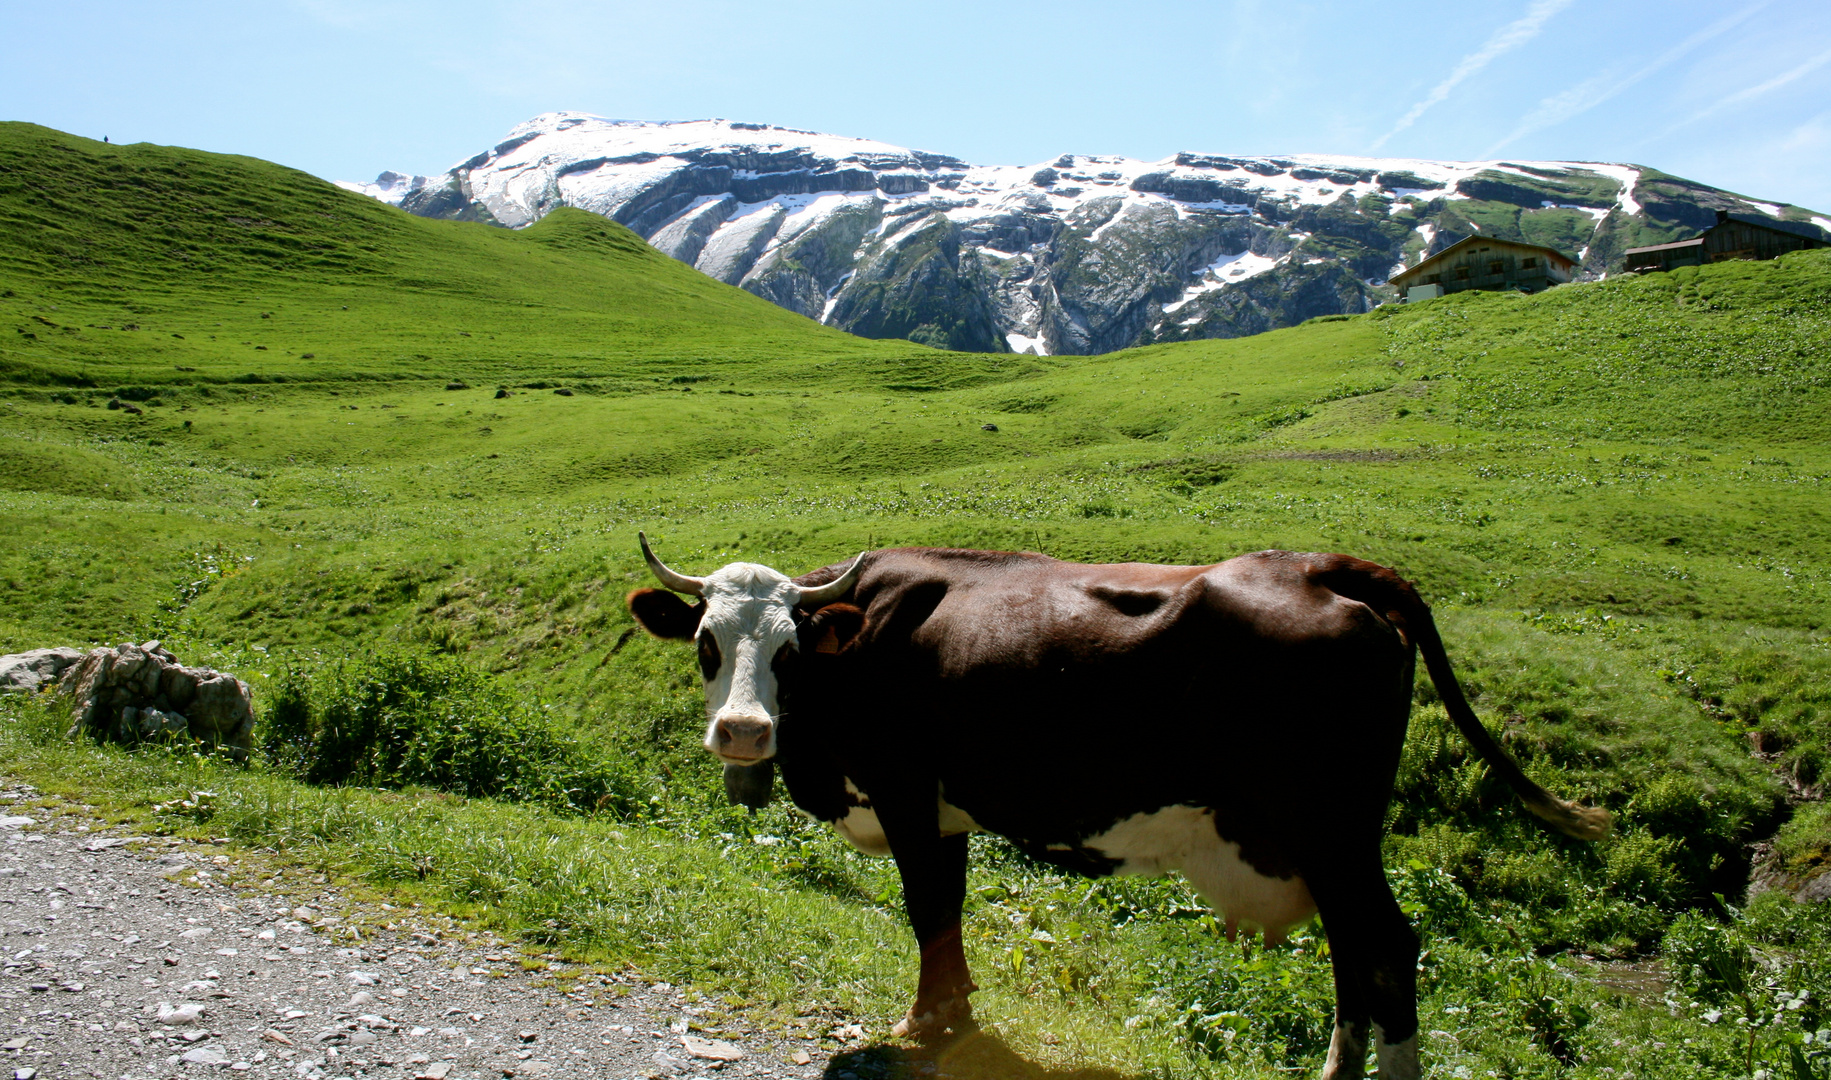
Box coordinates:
[626,535,1610,1080]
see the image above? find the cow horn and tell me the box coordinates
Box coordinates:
[796,552,866,608]
[639,532,705,596]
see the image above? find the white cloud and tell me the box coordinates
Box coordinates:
[1482,3,1767,157]
[1644,42,1831,146]
[1370,0,1575,151]
[1779,110,1831,153]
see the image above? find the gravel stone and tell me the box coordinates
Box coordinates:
[0,782,857,1080]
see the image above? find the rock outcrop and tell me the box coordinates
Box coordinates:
[340,113,1831,356]
[55,641,256,761]
[0,647,85,694]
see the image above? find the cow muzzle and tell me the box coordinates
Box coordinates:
[711,714,774,763]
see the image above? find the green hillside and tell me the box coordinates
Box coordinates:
[3,124,1830,1080]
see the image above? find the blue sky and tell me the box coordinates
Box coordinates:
[5,0,1831,210]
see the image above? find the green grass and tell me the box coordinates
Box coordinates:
[3,123,1831,1079]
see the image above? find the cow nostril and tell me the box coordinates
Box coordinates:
[715,717,771,755]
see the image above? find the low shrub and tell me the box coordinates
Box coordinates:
[261,650,646,815]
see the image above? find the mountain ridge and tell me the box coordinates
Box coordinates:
[346,112,1831,355]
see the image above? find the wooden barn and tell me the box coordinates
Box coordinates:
[1624,210,1825,274]
[1389,235,1576,302]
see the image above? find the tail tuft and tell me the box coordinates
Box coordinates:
[1525,794,1614,841]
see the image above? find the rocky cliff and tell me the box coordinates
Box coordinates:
[342,113,1831,355]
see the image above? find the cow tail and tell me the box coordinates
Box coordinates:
[1317,556,1614,842]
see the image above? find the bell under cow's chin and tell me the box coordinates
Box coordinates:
[723,759,776,812]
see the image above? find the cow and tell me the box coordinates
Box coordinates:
[625,535,1611,1080]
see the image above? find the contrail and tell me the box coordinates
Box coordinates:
[1483,3,1767,157]
[1642,42,1831,145]
[1371,0,1575,151]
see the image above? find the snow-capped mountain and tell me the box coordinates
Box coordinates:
[340,112,1831,355]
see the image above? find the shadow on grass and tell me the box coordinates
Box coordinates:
[822,1027,1134,1080]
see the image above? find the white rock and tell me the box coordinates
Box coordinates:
[681,1035,744,1061]
[157,1002,206,1025]
[181,1046,227,1064]
[0,817,34,830]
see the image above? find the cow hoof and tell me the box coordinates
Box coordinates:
[891,999,974,1041]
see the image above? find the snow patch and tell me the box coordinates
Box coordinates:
[1086,199,1144,244]
[819,273,853,325]
[335,172,434,206]
[1006,332,1047,355]
[1580,163,1641,218]
[1414,221,1437,257]
[1163,250,1283,313]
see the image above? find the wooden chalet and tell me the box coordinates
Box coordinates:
[1389,235,1576,302]
[1624,210,1825,274]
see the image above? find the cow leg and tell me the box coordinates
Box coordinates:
[1365,894,1420,1080]
[1322,1012,1370,1080]
[1320,933,1373,1080]
[1348,903,1419,1080]
[1312,856,1419,1080]
[881,821,975,1040]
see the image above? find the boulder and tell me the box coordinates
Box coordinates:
[0,648,85,694]
[56,641,255,761]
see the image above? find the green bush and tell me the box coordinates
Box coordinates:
[261,650,647,815]
[1665,910,1751,1006]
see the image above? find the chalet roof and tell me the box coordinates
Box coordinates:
[1623,237,1705,256]
[1716,209,1825,241]
[1389,234,1576,286]
[1626,211,1827,257]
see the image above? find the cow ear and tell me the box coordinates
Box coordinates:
[802,603,866,655]
[627,588,704,641]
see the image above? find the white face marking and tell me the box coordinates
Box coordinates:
[693,562,802,763]
[1081,805,1316,943]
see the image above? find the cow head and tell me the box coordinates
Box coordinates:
[626,532,863,765]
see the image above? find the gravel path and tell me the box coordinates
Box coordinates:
[0,782,902,1080]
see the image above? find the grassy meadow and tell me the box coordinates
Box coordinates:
[3,121,1831,1078]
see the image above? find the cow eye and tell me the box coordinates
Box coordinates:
[696,634,722,681]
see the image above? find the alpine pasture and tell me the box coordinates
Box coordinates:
[3,122,1829,1079]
